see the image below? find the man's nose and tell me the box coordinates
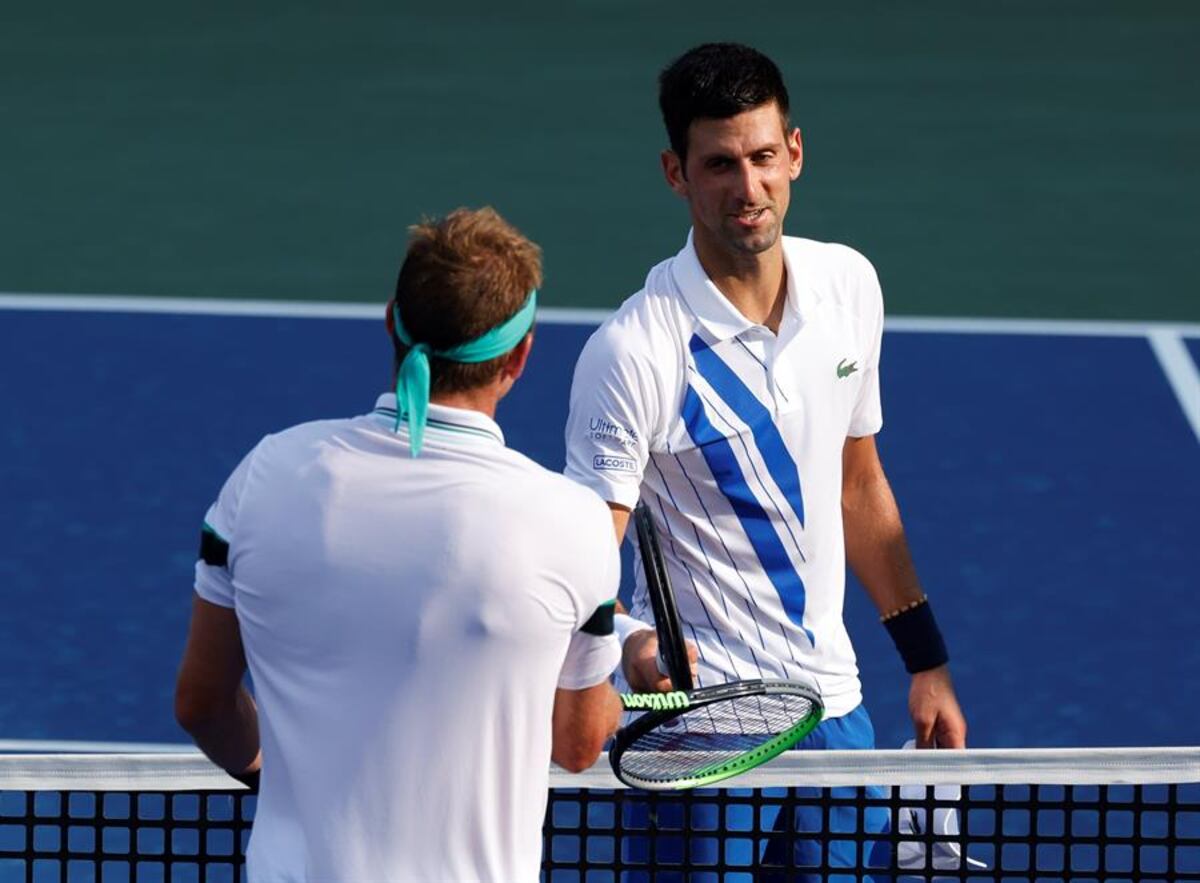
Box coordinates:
[733,160,763,204]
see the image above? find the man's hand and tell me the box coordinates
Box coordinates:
[909,665,967,748]
[622,630,698,692]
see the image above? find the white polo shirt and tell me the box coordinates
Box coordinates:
[195,394,620,883]
[564,232,883,719]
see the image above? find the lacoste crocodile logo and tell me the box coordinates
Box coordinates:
[837,358,858,379]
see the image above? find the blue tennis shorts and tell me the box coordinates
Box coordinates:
[758,704,893,882]
[618,704,892,883]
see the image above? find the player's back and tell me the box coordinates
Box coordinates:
[226,402,614,882]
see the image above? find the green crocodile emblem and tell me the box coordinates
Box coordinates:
[837,358,858,379]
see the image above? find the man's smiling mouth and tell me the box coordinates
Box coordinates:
[732,208,768,223]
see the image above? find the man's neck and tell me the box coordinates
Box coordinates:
[428,387,501,419]
[693,234,788,333]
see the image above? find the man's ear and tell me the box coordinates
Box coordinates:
[502,333,534,383]
[662,149,688,198]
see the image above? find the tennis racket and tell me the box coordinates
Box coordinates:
[610,503,824,791]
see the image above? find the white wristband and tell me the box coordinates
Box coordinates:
[614,612,653,647]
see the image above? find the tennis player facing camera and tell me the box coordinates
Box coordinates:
[175,207,623,882]
[564,43,968,873]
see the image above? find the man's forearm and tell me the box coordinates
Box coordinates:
[178,684,261,776]
[841,436,950,677]
[552,681,623,773]
[842,468,924,616]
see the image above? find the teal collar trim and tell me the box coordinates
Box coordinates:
[391,289,535,456]
[371,394,505,447]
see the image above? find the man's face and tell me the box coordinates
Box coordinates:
[663,102,802,260]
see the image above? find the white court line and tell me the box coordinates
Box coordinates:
[0,292,611,325]
[3,292,1198,444]
[1148,329,1200,444]
[887,315,1200,338]
[3,291,1200,337]
[0,738,197,754]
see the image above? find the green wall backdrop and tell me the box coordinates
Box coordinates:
[3,1,1197,319]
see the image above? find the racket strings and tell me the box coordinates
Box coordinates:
[619,692,817,783]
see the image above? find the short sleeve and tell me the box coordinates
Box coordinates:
[563,322,660,508]
[557,628,621,689]
[847,257,885,438]
[557,497,622,689]
[193,447,257,608]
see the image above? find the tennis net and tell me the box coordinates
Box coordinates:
[1,747,1199,881]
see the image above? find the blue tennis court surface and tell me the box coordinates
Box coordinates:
[1,305,1197,749]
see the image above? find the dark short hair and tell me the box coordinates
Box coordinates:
[392,207,542,395]
[658,43,790,164]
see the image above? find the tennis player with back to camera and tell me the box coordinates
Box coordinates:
[563,42,967,873]
[175,207,624,882]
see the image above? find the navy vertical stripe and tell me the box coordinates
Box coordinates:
[669,450,801,671]
[689,335,805,527]
[648,455,739,676]
[681,384,814,643]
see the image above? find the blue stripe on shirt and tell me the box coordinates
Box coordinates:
[689,334,806,528]
[681,383,814,643]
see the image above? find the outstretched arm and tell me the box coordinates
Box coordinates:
[551,682,623,773]
[175,595,262,779]
[842,435,967,748]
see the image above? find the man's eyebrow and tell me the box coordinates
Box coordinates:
[696,140,783,164]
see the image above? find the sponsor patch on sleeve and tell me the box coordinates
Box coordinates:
[593,454,637,474]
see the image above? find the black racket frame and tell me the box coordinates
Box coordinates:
[633,502,693,690]
[610,678,824,789]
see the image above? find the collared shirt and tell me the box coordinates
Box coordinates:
[564,233,883,718]
[196,394,620,883]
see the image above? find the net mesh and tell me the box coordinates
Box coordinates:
[2,748,1199,882]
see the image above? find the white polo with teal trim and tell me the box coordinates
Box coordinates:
[195,394,620,883]
[564,232,884,719]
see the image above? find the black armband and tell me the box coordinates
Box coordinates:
[199,525,229,567]
[581,600,616,637]
[882,596,949,674]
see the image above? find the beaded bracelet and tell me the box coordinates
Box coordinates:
[880,594,928,623]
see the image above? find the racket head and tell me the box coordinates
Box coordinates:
[610,679,824,790]
[632,503,692,691]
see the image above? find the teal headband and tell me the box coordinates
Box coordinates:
[391,289,537,456]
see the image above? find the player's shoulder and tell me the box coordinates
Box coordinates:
[498,448,607,506]
[785,236,882,316]
[576,256,690,378]
[786,236,878,280]
[256,415,358,452]
[595,271,684,347]
[209,416,357,512]
[485,448,615,539]
[240,416,363,476]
